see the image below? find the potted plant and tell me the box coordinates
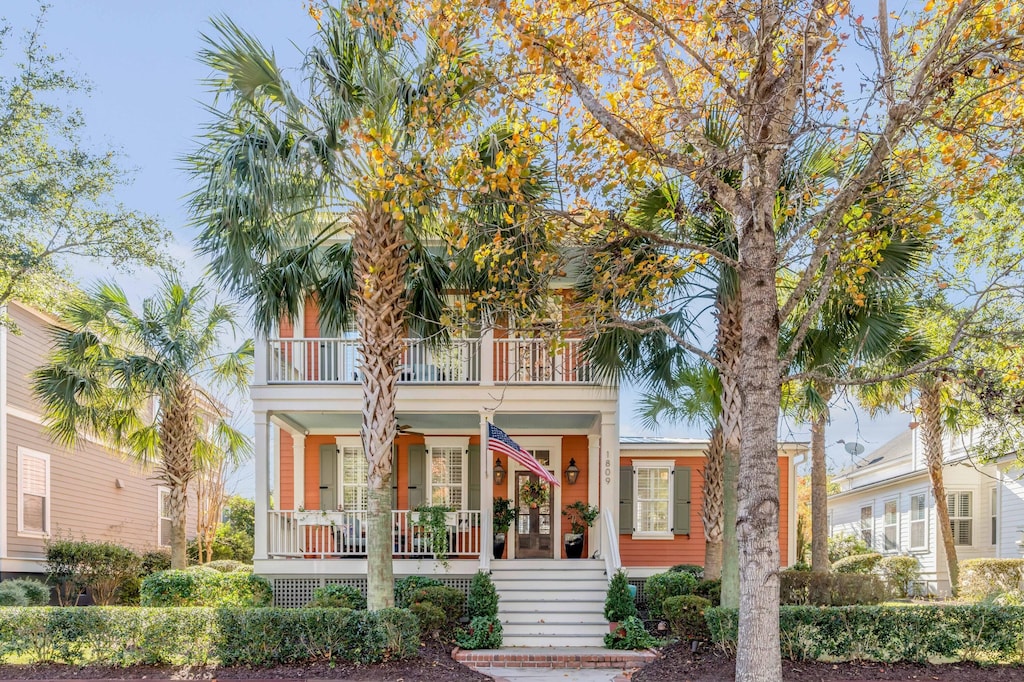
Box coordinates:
[493,497,517,559]
[604,569,637,634]
[562,501,599,559]
[519,480,548,508]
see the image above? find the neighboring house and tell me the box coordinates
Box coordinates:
[250,297,804,644]
[828,428,1022,595]
[0,301,194,580]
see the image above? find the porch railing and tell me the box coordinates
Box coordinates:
[265,336,595,385]
[267,509,482,559]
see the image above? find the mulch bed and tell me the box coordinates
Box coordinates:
[0,643,489,682]
[634,642,1024,681]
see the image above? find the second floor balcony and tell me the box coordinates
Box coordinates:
[263,335,598,386]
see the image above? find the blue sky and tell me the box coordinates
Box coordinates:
[4,1,910,496]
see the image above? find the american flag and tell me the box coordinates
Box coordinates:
[487,422,560,486]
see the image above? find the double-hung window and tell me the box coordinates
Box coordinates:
[18,449,49,536]
[430,446,466,509]
[340,445,368,510]
[947,491,973,546]
[860,504,873,548]
[909,493,928,550]
[158,488,173,547]
[883,498,899,551]
[991,487,998,546]
[635,463,672,536]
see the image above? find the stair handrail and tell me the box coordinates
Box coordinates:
[602,507,621,583]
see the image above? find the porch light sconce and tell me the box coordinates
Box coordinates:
[565,458,580,485]
[494,459,506,485]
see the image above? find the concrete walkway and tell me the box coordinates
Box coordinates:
[453,647,654,682]
[477,666,629,681]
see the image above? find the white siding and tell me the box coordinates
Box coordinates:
[1000,467,1024,559]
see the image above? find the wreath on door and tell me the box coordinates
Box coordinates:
[519,480,549,508]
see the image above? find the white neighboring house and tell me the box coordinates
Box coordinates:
[828,428,1023,596]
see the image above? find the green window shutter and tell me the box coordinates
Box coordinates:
[673,467,691,535]
[407,443,426,509]
[467,444,481,513]
[319,444,338,511]
[619,465,634,534]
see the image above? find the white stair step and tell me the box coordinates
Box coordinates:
[502,635,607,647]
[490,559,605,571]
[493,579,608,591]
[500,602,604,614]
[501,622,609,636]
[497,588,607,601]
[502,613,605,626]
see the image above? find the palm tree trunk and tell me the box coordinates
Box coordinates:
[159,383,199,570]
[717,294,742,607]
[920,381,958,595]
[810,383,833,573]
[735,209,782,682]
[353,204,408,610]
[702,422,725,580]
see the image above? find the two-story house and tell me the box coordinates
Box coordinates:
[829,427,1024,595]
[0,301,192,580]
[249,297,803,645]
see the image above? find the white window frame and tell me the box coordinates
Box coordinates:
[882,496,899,552]
[909,491,928,551]
[158,487,172,547]
[17,447,50,537]
[632,460,674,540]
[425,437,470,510]
[336,436,367,511]
[827,510,834,537]
[859,504,874,549]
[947,490,973,547]
[990,486,998,546]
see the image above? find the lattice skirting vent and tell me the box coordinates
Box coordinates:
[628,578,648,615]
[272,575,474,608]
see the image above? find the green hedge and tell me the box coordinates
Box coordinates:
[0,579,50,606]
[662,595,711,641]
[959,559,1024,602]
[140,569,272,607]
[706,605,1024,663]
[779,570,884,606]
[0,607,418,665]
[831,552,882,574]
[645,571,698,619]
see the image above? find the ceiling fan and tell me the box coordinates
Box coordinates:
[396,421,424,436]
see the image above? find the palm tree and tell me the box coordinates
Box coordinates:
[32,279,252,568]
[186,7,548,608]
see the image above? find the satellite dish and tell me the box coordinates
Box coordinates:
[844,441,865,456]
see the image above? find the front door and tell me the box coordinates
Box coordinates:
[515,470,553,558]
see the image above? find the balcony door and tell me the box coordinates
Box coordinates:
[514,469,553,559]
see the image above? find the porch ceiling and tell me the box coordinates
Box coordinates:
[273,411,599,433]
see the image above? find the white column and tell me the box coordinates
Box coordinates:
[480,328,495,386]
[254,412,270,561]
[293,433,306,511]
[600,410,619,561]
[254,329,267,385]
[588,433,600,557]
[479,411,493,571]
[271,423,281,511]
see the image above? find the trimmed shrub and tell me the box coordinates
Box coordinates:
[395,576,443,608]
[832,552,883,574]
[645,571,698,619]
[0,606,419,666]
[467,571,498,618]
[410,602,447,639]
[828,534,871,563]
[140,569,272,607]
[780,570,885,606]
[203,560,249,573]
[308,584,366,610]
[408,585,465,623]
[877,555,920,598]
[456,615,502,650]
[44,538,142,606]
[693,579,721,605]
[0,580,50,606]
[662,595,711,641]
[959,558,1024,602]
[604,569,637,622]
[604,615,659,650]
[707,604,1024,663]
[668,564,704,579]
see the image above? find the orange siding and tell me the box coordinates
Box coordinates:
[279,430,294,510]
[304,298,320,337]
[619,455,791,568]
[279,316,294,337]
[559,436,590,558]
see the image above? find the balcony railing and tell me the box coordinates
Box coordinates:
[267,510,482,559]
[264,336,594,384]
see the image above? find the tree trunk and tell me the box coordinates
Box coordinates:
[158,382,199,570]
[920,381,958,595]
[353,204,408,610]
[735,210,782,682]
[810,384,833,573]
[702,422,725,580]
[717,294,742,607]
